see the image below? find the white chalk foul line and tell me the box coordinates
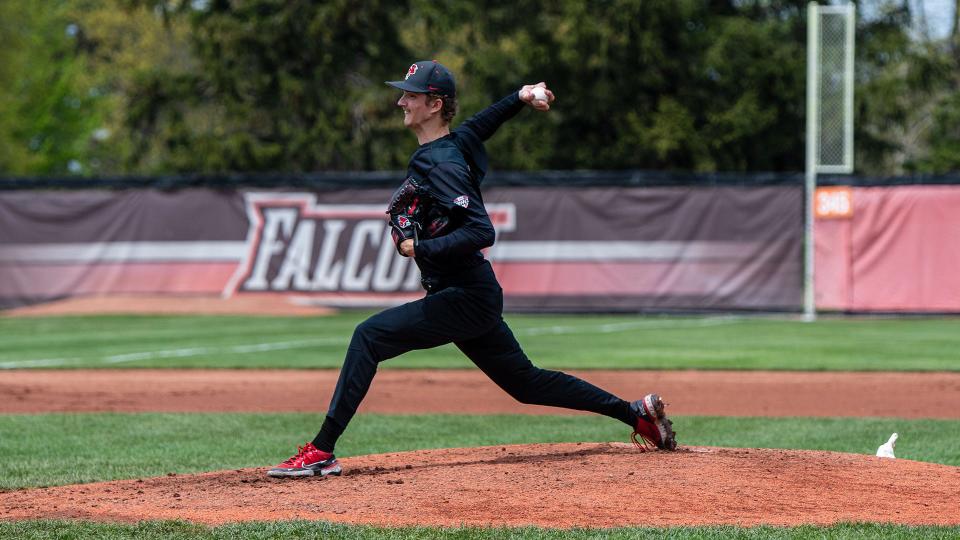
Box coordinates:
[103,337,346,364]
[0,357,84,369]
[0,337,346,369]
[516,316,742,336]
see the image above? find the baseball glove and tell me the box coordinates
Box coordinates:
[386,178,424,256]
[386,177,455,256]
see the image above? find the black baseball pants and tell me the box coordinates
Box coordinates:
[323,261,635,444]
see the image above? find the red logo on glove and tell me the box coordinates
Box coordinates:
[397,216,411,228]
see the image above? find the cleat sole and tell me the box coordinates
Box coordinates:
[642,393,677,451]
[267,461,342,478]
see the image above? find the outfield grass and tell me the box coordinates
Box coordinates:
[3,520,960,540]
[2,412,957,489]
[1,313,959,370]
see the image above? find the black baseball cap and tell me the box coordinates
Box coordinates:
[386,60,456,97]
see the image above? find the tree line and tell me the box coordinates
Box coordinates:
[1,0,958,176]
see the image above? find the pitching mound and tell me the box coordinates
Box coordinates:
[4,443,959,527]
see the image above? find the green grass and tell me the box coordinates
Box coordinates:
[2,520,960,540]
[1,313,959,370]
[2,413,957,490]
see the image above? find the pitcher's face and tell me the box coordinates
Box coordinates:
[397,91,439,129]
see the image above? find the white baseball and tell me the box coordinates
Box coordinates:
[532,87,548,102]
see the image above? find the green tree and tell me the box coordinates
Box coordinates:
[0,0,103,175]
[905,0,960,173]
[5,0,960,175]
[120,0,413,172]
[855,0,960,174]
[105,0,814,173]
[403,0,807,171]
[65,0,198,174]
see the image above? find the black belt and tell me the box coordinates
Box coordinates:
[420,261,492,293]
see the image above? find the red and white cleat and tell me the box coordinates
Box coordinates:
[267,442,341,478]
[630,393,677,451]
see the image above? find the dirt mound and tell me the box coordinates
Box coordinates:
[2,295,335,317]
[3,443,958,527]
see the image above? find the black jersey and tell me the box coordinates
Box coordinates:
[402,92,526,279]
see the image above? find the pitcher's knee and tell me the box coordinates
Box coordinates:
[348,319,380,352]
[353,319,373,337]
[356,310,393,337]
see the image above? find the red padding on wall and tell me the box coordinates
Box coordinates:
[816,185,960,311]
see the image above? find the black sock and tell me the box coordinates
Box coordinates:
[311,416,344,454]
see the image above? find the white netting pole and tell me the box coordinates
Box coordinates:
[804,1,820,322]
[804,2,854,322]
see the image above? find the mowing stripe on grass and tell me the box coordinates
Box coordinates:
[0,318,741,368]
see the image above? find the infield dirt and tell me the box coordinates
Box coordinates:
[3,368,960,418]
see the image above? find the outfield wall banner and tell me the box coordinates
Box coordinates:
[0,186,804,311]
[815,185,960,312]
